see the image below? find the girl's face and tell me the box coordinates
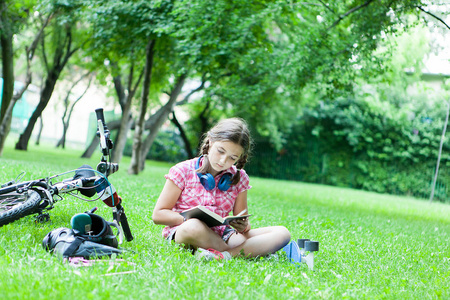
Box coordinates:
[207,140,243,176]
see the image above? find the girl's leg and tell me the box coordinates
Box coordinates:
[226,226,291,258]
[174,219,229,251]
[174,219,291,258]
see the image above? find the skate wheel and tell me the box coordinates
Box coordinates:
[304,241,319,252]
[297,238,310,248]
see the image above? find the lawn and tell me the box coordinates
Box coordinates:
[0,145,449,299]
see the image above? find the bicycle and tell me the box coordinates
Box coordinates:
[0,108,133,243]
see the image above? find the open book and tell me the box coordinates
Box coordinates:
[180,205,251,227]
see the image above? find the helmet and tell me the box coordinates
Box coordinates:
[42,227,75,252]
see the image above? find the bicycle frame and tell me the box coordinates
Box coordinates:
[0,108,133,242]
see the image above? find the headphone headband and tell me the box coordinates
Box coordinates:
[195,156,232,191]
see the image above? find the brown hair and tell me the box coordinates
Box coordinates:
[197,118,252,185]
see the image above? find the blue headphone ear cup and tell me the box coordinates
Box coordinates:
[218,173,232,191]
[200,173,216,191]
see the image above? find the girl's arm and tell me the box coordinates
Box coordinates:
[230,190,250,233]
[152,179,184,226]
[233,190,248,216]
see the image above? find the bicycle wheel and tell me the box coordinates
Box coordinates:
[0,190,42,227]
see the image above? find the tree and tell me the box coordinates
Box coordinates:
[15,0,89,150]
[170,111,194,159]
[83,0,172,164]
[0,0,39,156]
[128,39,158,174]
[241,16,450,200]
[128,0,307,173]
[84,0,198,173]
[129,72,188,173]
[80,0,447,175]
[0,1,17,150]
[177,1,449,150]
[55,71,92,148]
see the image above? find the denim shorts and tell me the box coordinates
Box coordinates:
[166,226,236,243]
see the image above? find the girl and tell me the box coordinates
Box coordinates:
[152,118,291,260]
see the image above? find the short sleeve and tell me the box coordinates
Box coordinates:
[164,163,187,190]
[236,169,251,194]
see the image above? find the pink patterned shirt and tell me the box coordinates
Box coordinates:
[161,157,252,239]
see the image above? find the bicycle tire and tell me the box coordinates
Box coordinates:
[0,190,42,227]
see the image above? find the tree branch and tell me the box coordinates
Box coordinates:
[13,13,52,102]
[68,73,92,112]
[328,0,375,30]
[28,13,52,60]
[418,6,450,30]
[40,30,49,73]
[131,68,145,99]
[176,73,206,106]
[63,71,92,107]
[127,54,135,93]
[317,0,336,15]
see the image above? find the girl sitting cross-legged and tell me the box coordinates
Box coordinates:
[152,118,291,260]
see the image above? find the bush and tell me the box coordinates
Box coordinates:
[123,129,187,163]
[246,96,450,203]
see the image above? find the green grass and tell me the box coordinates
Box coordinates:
[0,145,449,299]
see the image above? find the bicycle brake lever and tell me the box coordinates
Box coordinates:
[97,119,108,157]
[1,180,15,188]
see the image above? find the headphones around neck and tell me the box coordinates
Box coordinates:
[195,156,232,191]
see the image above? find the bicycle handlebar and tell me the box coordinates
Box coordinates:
[95,108,114,161]
[95,108,107,132]
[53,176,96,195]
[53,166,134,242]
[114,203,134,242]
[97,162,119,177]
[0,108,133,241]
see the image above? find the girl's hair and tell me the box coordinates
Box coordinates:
[197,118,253,185]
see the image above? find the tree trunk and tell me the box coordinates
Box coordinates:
[56,100,68,148]
[111,91,134,163]
[111,108,132,163]
[199,99,211,134]
[0,11,48,155]
[168,76,207,160]
[0,10,15,156]
[15,70,60,150]
[35,117,43,146]
[137,73,187,172]
[171,111,194,159]
[56,128,66,148]
[128,39,156,174]
[15,24,78,151]
[82,135,100,159]
[110,62,144,163]
[81,119,121,158]
[0,100,15,156]
[56,72,91,148]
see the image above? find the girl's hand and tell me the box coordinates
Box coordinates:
[229,217,249,233]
